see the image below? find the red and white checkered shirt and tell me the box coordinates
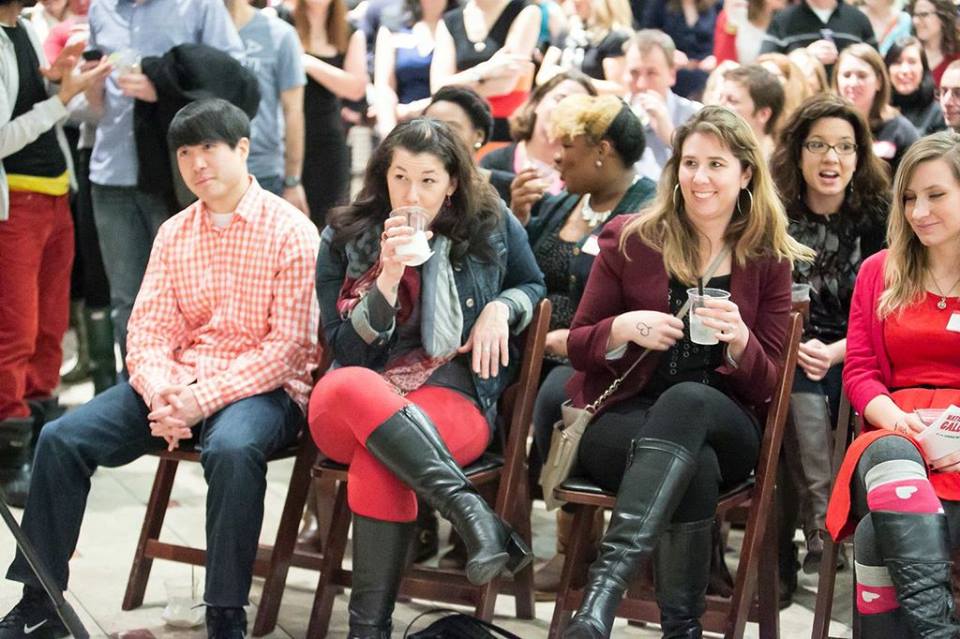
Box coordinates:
[127,179,321,416]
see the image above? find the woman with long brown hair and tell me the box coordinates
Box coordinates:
[834,43,919,175]
[560,105,811,638]
[293,0,366,226]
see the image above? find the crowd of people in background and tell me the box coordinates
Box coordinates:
[0,0,960,637]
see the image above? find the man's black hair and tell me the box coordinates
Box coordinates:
[167,98,250,150]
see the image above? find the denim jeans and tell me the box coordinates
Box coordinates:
[90,185,169,366]
[6,383,302,606]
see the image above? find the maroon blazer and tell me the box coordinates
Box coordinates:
[566,214,793,419]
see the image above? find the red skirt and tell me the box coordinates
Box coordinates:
[826,388,960,542]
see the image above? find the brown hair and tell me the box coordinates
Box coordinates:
[832,43,896,128]
[509,71,597,142]
[294,0,349,55]
[724,64,786,135]
[879,131,960,317]
[770,94,891,217]
[908,0,960,57]
[755,52,814,133]
[630,29,677,69]
[620,105,813,284]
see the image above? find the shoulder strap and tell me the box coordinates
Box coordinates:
[586,246,730,411]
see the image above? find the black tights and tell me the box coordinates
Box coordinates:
[577,382,760,522]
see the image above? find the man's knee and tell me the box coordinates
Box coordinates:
[202,437,266,476]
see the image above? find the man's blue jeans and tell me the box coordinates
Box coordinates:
[6,382,302,606]
[90,185,169,366]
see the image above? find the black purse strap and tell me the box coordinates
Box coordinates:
[403,608,523,639]
[585,246,731,412]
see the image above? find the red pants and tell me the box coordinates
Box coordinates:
[309,367,490,522]
[0,191,73,419]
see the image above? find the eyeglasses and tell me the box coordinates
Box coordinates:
[937,86,960,100]
[913,10,937,19]
[802,140,858,156]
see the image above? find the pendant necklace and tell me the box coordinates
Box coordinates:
[929,270,960,310]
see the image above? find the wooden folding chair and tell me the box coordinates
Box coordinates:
[304,299,551,638]
[121,432,317,636]
[548,311,803,639]
[810,391,859,639]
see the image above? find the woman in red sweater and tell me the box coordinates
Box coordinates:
[827,131,960,637]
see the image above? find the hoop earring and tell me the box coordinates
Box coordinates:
[672,183,681,210]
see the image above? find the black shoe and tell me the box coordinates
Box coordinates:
[0,589,68,639]
[205,606,246,639]
[779,541,798,609]
[564,438,697,639]
[364,405,532,586]
[0,418,34,508]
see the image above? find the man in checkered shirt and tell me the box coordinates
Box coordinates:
[0,99,321,639]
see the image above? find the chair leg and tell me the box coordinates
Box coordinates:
[811,534,841,639]
[253,439,317,636]
[123,458,179,610]
[724,505,768,639]
[306,481,351,639]
[548,505,597,639]
[757,510,781,639]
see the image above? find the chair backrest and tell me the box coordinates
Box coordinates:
[493,299,551,513]
[725,311,803,635]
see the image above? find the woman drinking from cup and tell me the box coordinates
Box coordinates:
[826,131,960,638]
[309,118,545,638]
[770,94,890,592]
[560,105,812,638]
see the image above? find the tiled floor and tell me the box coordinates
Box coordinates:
[0,376,855,638]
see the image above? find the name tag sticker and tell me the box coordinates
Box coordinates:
[582,235,600,256]
[948,313,960,333]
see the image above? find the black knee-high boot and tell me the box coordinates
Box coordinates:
[563,438,697,639]
[872,511,960,639]
[363,405,532,585]
[348,515,414,638]
[653,518,712,639]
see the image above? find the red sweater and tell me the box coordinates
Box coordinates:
[565,215,793,417]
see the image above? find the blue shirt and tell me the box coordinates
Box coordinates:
[239,11,305,180]
[87,0,244,186]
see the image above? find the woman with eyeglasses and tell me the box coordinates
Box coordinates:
[886,36,946,136]
[834,43,920,175]
[826,131,960,638]
[770,93,890,600]
[910,0,960,88]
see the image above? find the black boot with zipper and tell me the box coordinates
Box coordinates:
[563,438,697,639]
[363,405,532,586]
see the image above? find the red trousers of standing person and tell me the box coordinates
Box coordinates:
[0,191,73,419]
[309,366,491,522]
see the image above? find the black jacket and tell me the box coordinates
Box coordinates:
[135,43,260,208]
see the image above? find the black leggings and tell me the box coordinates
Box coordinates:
[577,382,760,523]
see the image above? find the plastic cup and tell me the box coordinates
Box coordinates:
[110,48,141,78]
[390,206,433,267]
[161,579,204,628]
[791,283,812,303]
[686,288,731,345]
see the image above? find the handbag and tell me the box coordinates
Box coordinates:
[539,248,730,510]
[403,609,522,639]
